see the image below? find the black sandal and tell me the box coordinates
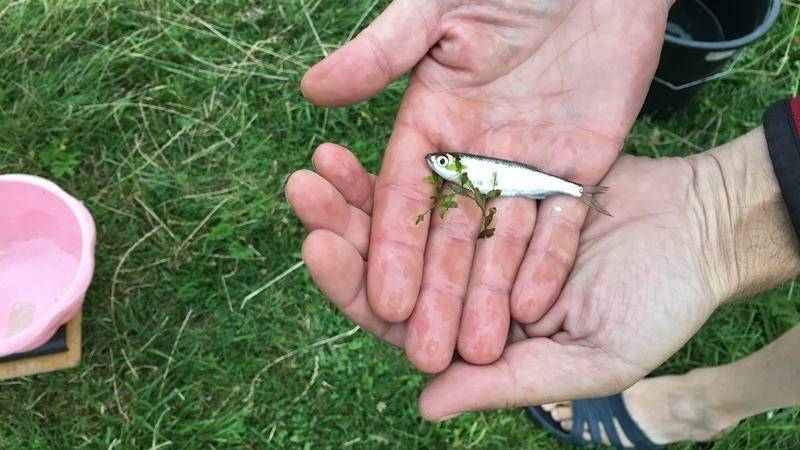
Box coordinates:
[525,393,664,449]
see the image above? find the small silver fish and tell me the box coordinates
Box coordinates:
[425,152,611,216]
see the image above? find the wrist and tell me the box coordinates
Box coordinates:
[689,128,800,305]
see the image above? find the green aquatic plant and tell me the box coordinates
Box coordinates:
[415,158,501,239]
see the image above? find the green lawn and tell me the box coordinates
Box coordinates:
[0,1,799,448]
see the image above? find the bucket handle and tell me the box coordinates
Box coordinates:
[651,49,746,91]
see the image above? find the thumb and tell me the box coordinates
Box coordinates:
[418,338,634,421]
[300,0,441,107]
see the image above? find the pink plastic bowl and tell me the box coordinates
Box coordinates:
[0,174,95,357]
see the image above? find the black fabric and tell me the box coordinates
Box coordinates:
[763,99,800,241]
[0,325,68,362]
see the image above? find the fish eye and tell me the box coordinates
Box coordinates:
[437,156,448,166]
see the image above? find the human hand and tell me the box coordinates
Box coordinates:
[301,0,671,372]
[289,128,800,420]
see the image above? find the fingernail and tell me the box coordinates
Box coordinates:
[436,413,461,423]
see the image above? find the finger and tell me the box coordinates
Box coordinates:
[303,229,405,347]
[510,197,587,324]
[418,338,626,421]
[458,197,535,365]
[312,143,375,214]
[300,0,441,107]
[405,195,482,373]
[367,127,435,323]
[286,170,370,258]
[524,292,570,338]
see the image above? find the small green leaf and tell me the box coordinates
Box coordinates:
[464,177,478,193]
[40,138,80,178]
[178,116,194,129]
[424,174,443,189]
[446,157,466,172]
[208,223,235,241]
[442,200,458,209]
[486,189,502,199]
[438,204,450,219]
[484,206,497,227]
[227,242,254,259]
[478,227,495,239]
[474,192,485,210]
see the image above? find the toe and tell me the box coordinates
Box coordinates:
[581,423,593,443]
[562,420,573,432]
[553,404,573,421]
[598,423,611,446]
[541,403,557,412]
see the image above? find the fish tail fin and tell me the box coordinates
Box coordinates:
[580,185,612,217]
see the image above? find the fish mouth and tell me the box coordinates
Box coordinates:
[425,153,439,169]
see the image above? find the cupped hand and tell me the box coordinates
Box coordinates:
[288,143,724,421]
[301,0,671,372]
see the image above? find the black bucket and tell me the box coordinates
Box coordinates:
[641,0,782,117]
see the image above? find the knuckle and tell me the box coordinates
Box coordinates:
[543,246,573,273]
[473,278,510,298]
[419,282,463,305]
[440,217,479,245]
[551,213,582,235]
[374,235,424,258]
[362,32,395,84]
[493,226,531,249]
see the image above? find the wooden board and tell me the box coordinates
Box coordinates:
[0,311,82,380]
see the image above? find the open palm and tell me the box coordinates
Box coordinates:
[302,0,671,372]
[287,142,722,420]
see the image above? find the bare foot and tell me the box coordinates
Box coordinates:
[541,369,741,446]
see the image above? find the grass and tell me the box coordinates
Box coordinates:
[0,0,798,448]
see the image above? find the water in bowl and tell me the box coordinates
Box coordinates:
[666,0,726,42]
[0,238,79,338]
